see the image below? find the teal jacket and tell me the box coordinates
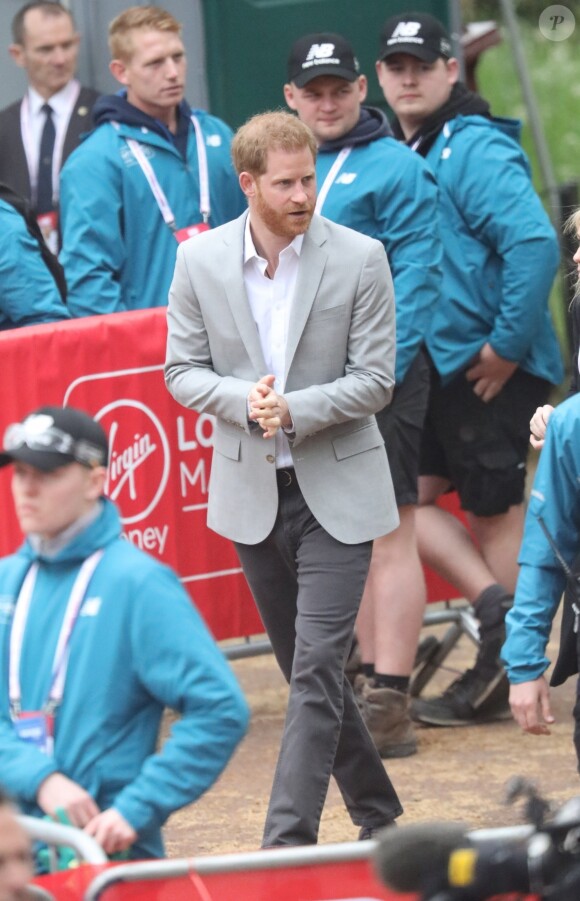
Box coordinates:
[316,109,442,383]
[423,115,563,386]
[0,200,69,329]
[60,102,245,317]
[502,394,580,683]
[0,499,249,858]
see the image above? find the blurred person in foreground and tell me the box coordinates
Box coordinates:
[0,405,248,861]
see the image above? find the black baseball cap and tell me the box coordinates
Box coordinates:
[379,12,453,63]
[0,405,109,472]
[287,32,360,87]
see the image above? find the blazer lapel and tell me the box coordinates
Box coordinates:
[285,215,327,377]
[221,215,268,371]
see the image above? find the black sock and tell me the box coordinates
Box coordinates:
[373,673,410,693]
[361,663,375,678]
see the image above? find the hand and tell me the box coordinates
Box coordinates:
[84,808,137,856]
[509,676,555,735]
[37,772,100,828]
[248,374,291,439]
[465,343,518,403]
[529,404,554,450]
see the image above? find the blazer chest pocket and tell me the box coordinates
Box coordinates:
[213,431,241,461]
[333,425,384,461]
[308,302,346,322]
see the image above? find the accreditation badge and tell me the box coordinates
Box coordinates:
[173,222,211,244]
[14,711,54,756]
[37,211,59,255]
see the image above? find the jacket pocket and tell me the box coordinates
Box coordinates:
[213,431,241,461]
[332,424,384,461]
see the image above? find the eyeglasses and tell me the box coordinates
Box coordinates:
[3,414,106,468]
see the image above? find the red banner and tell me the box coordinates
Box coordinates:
[0,309,262,641]
[0,309,465,643]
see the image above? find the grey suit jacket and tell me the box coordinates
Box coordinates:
[165,212,399,545]
[0,85,99,204]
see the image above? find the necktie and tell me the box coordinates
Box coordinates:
[37,103,56,213]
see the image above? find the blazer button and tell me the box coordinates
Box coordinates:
[266,454,275,464]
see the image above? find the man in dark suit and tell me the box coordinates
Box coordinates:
[0,1,99,250]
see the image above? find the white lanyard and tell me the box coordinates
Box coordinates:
[20,84,81,203]
[314,146,353,214]
[9,549,104,714]
[126,114,210,230]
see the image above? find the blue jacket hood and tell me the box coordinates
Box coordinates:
[17,498,122,567]
[91,91,191,148]
[318,106,392,153]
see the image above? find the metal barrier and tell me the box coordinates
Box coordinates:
[83,826,534,901]
[18,815,108,867]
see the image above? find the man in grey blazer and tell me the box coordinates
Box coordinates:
[0,2,98,248]
[165,110,403,847]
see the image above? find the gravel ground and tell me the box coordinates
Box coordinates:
[162,604,578,859]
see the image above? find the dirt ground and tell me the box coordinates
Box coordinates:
[163,607,578,859]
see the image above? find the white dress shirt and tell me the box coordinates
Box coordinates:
[243,214,303,469]
[21,79,81,203]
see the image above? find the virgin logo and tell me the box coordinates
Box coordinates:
[96,399,170,524]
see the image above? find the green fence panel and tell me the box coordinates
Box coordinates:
[202,0,456,128]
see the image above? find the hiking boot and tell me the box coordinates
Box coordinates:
[357,681,417,758]
[411,585,514,726]
[411,668,511,726]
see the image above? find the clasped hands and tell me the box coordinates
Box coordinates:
[248,374,292,439]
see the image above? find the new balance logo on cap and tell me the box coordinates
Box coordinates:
[379,12,453,63]
[305,43,336,61]
[287,32,360,87]
[390,22,422,39]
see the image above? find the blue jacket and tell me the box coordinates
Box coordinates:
[316,108,442,383]
[502,394,580,683]
[423,114,563,386]
[0,499,249,859]
[0,200,69,329]
[60,96,246,317]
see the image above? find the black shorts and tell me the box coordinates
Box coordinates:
[420,360,552,517]
[375,350,430,507]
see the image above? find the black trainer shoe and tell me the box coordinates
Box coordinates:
[358,820,397,841]
[411,668,511,726]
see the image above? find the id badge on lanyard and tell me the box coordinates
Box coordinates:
[9,551,103,758]
[13,711,54,756]
[173,221,210,243]
[126,114,212,243]
[37,211,59,255]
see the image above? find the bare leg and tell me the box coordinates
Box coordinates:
[357,506,426,674]
[416,475,495,602]
[467,503,525,594]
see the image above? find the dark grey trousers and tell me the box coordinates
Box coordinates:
[235,473,403,847]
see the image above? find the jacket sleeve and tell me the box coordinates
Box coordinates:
[0,715,58,802]
[451,126,559,364]
[0,207,69,327]
[111,565,249,833]
[59,139,126,317]
[165,238,257,429]
[374,152,442,383]
[502,396,580,681]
